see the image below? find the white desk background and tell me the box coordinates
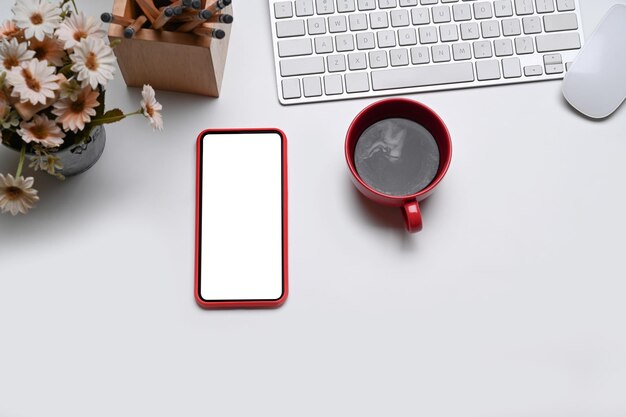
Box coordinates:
[1,1,625,416]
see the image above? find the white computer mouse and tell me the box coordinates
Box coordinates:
[562,4,626,119]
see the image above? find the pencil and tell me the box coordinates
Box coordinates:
[193,27,226,39]
[124,15,148,38]
[173,9,213,23]
[205,0,232,15]
[135,0,160,23]
[176,10,214,31]
[206,13,233,24]
[100,13,134,26]
[192,0,202,9]
[153,7,177,29]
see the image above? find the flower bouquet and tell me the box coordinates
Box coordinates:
[0,0,164,216]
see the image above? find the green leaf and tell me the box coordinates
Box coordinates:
[90,109,126,126]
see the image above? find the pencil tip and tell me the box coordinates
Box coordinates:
[123,28,134,38]
[173,6,184,15]
[164,7,174,17]
[100,13,112,23]
[223,14,234,23]
[192,0,202,9]
[200,9,212,19]
[215,29,226,39]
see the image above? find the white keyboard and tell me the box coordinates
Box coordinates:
[269,0,584,105]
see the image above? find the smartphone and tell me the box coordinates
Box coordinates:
[195,129,288,309]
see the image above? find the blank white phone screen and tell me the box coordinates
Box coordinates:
[200,132,284,301]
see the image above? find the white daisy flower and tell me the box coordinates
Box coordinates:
[70,37,116,89]
[6,58,60,105]
[29,36,66,67]
[140,85,163,131]
[0,37,35,70]
[55,11,106,49]
[0,173,39,216]
[17,113,65,148]
[0,20,21,41]
[52,86,100,132]
[12,0,62,42]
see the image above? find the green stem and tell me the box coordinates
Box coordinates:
[71,0,78,12]
[15,145,25,178]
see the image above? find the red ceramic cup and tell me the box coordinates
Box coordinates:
[345,98,452,233]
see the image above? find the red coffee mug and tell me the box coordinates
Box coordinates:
[345,98,452,233]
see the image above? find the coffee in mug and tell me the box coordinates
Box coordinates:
[354,118,440,197]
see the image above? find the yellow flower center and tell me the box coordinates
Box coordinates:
[30,13,44,25]
[3,56,19,69]
[22,68,41,92]
[71,98,86,113]
[30,124,49,140]
[145,105,154,117]
[73,30,87,42]
[5,186,22,200]
[85,52,99,71]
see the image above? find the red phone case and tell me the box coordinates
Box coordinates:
[195,128,288,309]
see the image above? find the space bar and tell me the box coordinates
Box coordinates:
[372,63,475,91]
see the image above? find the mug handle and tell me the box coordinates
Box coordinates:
[402,201,423,233]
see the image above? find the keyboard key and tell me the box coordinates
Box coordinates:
[398,28,418,46]
[440,24,459,42]
[345,72,370,92]
[411,8,431,24]
[282,78,301,99]
[390,48,410,66]
[502,18,522,36]
[502,57,522,78]
[307,17,326,35]
[303,76,323,96]
[473,2,493,19]
[515,36,534,54]
[461,22,480,40]
[379,0,397,8]
[336,34,355,51]
[377,30,396,47]
[356,32,376,49]
[535,0,555,13]
[371,62,475,90]
[400,0,418,5]
[370,11,389,29]
[453,4,472,21]
[278,38,313,57]
[473,40,493,58]
[522,16,542,34]
[545,63,564,74]
[433,5,452,23]
[536,32,581,52]
[543,53,562,65]
[328,16,348,33]
[327,54,347,72]
[280,56,325,76]
[369,50,389,68]
[476,59,501,80]
[432,44,451,62]
[324,74,344,94]
[494,0,514,17]
[411,46,430,64]
[315,36,334,53]
[556,0,575,11]
[452,42,472,60]
[349,14,368,31]
[514,0,534,15]
[419,26,438,43]
[358,0,376,10]
[390,9,410,27]
[494,38,514,56]
[524,65,543,76]
[421,0,438,4]
[481,20,500,38]
[276,20,306,38]
[295,0,314,16]
[348,52,368,69]
[274,1,293,18]
[337,0,356,12]
[316,0,335,14]
[543,13,578,32]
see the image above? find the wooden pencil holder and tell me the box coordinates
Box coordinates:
[108,0,232,97]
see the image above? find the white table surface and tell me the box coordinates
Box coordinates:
[2,1,626,416]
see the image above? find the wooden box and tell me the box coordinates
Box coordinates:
[108,0,232,97]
